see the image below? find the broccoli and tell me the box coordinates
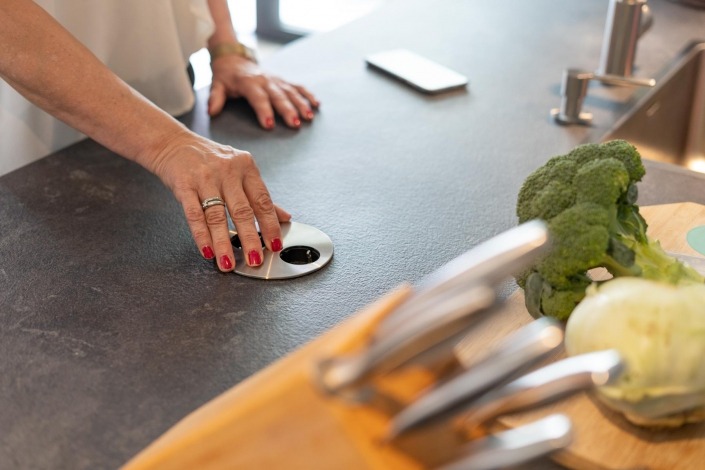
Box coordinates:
[516,140,704,320]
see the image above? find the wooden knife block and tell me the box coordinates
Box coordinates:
[122,286,467,470]
[123,203,705,470]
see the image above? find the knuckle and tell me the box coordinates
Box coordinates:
[204,208,228,226]
[271,93,289,105]
[278,82,294,93]
[242,155,259,178]
[238,150,254,162]
[229,203,255,222]
[176,173,211,194]
[239,233,263,249]
[228,147,252,161]
[171,177,197,198]
[214,240,234,254]
[184,204,206,224]
[191,227,210,242]
[253,192,275,212]
[249,88,268,101]
[257,221,280,240]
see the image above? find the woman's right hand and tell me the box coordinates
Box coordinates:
[0,1,290,274]
[151,130,290,272]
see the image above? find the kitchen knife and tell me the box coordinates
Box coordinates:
[317,221,551,393]
[377,220,551,337]
[439,414,573,470]
[459,349,624,432]
[387,317,563,439]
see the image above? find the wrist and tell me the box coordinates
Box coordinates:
[136,125,194,178]
[208,42,258,63]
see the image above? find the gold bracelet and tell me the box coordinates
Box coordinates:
[208,42,258,63]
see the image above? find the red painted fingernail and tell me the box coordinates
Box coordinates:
[220,255,233,270]
[305,110,314,120]
[248,250,262,266]
[202,246,215,259]
[265,117,274,129]
[293,117,301,127]
[271,238,283,252]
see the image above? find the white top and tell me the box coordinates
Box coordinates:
[0,0,215,176]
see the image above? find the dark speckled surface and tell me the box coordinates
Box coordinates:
[2,1,705,468]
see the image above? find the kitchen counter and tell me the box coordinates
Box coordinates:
[2,1,705,468]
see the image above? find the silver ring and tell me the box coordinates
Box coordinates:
[201,196,226,210]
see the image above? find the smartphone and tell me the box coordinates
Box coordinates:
[365,49,468,94]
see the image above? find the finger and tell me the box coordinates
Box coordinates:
[241,174,284,253]
[293,84,320,109]
[265,84,301,129]
[240,85,276,130]
[201,193,236,272]
[280,83,315,121]
[208,81,228,117]
[274,204,291,222]
[225,185,268,265]
[181,192,216,261]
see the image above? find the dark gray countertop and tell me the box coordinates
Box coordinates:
[2,1,705,468]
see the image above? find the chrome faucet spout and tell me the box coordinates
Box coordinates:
[598,0,653,78]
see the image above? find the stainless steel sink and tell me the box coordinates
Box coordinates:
[602,40,705,173]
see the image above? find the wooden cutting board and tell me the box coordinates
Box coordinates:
[457,202,705,470]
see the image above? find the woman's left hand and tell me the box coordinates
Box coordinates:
[208,55,319,130]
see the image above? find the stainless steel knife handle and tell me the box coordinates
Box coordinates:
[318,284,496,393]
[317,221,551,393]
[378,220,551,337]
[439,414,573,470]
[387,318,563,439]
[460,349,624,431]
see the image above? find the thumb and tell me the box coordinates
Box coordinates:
[208,81,227,116]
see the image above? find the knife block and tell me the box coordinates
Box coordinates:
[121,286,467,470]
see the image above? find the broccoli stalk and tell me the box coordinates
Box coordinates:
[516,140,704,320]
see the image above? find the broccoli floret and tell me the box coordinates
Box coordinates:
[516,140,704,320]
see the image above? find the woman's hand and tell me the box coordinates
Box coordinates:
[208,55,320,129]
[1,0,293,272]
[153,131,290,272]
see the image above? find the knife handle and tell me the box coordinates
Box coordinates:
[121,286,447,470]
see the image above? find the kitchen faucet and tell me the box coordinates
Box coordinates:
[552,0,655,125]
[599,0,653,77]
